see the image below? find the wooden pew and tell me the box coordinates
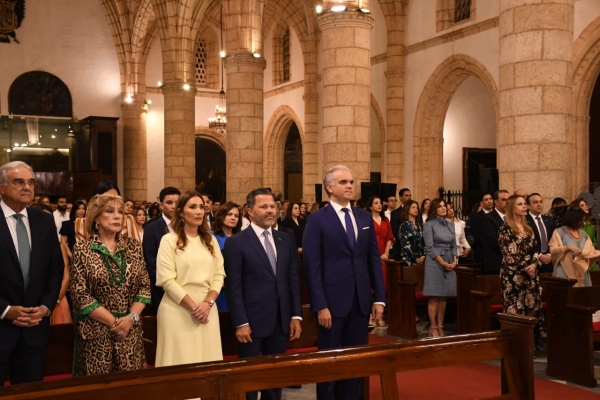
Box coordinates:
[455,265,482,333]
[0,313,538,400]
[543,276,600,388]
[37,306,319,379]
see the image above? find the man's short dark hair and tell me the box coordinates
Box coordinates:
[493,190,509,201]
[56,195,68,202]
[246,188,275,209]
[551,197,567,208]
[480,192,492,202]
[525,193,541,205]
[399,188,410,197]
[159,187,181,202]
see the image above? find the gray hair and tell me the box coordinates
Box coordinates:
[0,161,34,185]
[323,165,352,198]
[246,188,275,209]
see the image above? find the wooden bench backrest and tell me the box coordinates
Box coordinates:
[571,286,600,309]
[1,313,538,400]
[474,275,502,305]
[590,270,600,287]
[402,265,425,292]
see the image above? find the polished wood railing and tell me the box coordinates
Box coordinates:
[0,313,536,400]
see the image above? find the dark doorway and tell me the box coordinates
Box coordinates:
[284,123,302,202]
[589,77,600,184]
[195,138,226,202]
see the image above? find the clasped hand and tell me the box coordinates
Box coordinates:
[110,316,133,340]
[6,306,46,327]
[191,302,211,324]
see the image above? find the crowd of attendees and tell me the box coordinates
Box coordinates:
[2,159,599,397]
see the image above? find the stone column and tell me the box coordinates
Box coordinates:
[319,10,374,189]
[302,42,320,203]
[498,0,573,201]
[224,54,266,204]
[121,100,147,200]
[162,84,197,191]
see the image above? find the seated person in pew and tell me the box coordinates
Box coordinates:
[498,195,545,349]
[549,208,600,287]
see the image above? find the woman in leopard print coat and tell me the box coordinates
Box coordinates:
[70,193,151,376]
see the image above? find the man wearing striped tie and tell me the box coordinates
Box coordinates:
[0,161,63,385]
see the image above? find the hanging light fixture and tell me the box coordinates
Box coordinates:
[208,4,227,135]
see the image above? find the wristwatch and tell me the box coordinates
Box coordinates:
[128,312,140,323]
[204,299,215,307]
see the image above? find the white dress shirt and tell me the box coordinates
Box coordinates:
[452,219,471,253]
[53,210,70,241]
[162,214,172,233]
[328,200,358,240]
[528,211,549,253]
[1,200,33,319]
[495,209,506,222]
[250,222,278,258]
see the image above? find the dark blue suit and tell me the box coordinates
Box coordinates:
[224,226,302,400]
[142,215,169,313]
[302,204,386,400]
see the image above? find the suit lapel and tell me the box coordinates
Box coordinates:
[324,206,353,251]
[245,228,276,278]
[0,207,20,266]
[273,230,286,277]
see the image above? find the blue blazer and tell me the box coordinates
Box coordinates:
[302,205,386,317]
[224,227,302,338]
[142,215,169,308]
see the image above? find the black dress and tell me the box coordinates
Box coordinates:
[60,220,76,252]
[281,218,306,248]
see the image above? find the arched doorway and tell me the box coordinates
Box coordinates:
[588,78,600,184]
[284,123,303,202]
[195,138,226,202]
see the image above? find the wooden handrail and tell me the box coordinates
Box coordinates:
[0,313,536,400]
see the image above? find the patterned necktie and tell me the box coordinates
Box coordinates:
[536,216,548,253]
[12,214,30,288]
[342,208,356,249]
[262,231,277,275]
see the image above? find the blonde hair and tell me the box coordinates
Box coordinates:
[85,193,124,235]
[505,194,533,236]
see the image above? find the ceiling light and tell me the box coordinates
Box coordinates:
[125,96,133,103]
[6,149,11,153]
[253,52,261,58]
[359,8,370,13]
[316,5,323,14]
[146,99,152,105]
[220,50,226,58]
[183,83,191,91]
[157,81,162,87]
[52,135,56,139]
[331,5,346,12]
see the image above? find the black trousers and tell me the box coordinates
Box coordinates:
[0,333,47,386]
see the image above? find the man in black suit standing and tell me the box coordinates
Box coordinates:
[143,186,180,314]
[481,190,509,274]
[526,193,555,273]
[224,188,302,400]
[390,188,412,259]
[468,192,494,263]
[0,161,63,385]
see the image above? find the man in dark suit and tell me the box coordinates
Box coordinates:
[143,186,180,314]
[526,193,555,273]
[302,165,386,400]
[468,192,494,263]
[481,190,510,275]
[389,187,411,259]
[0,161,63,385]
[224,188,302,400]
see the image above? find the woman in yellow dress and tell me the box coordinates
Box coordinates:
[155,190,225,367]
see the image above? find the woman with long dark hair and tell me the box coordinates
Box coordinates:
[212,201,242,311]
[281,202,306,250]
[398,200,426,265]
[569,198,597,248]
[155,191,225,367]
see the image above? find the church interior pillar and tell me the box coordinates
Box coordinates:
[121,99,148,200]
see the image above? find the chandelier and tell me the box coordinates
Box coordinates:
[208,4,226,135]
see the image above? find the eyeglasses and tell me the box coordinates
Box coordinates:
[12,179,37,188]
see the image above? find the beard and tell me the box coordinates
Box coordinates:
[58,204,68,212]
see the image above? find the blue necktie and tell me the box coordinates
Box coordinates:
[263,231,277,275]
[342,208,356,249]
[12,214,30,288]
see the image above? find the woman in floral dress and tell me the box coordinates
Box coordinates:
[498,194,545,348]
[398,200,426,265]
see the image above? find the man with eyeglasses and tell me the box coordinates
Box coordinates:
[0,161,63,385]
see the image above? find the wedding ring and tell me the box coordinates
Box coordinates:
[118,331,123,335]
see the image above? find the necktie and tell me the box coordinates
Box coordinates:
[12,214,30,288]
[262,231,277,275]
[536,216,548,253]
[342,208,356,249]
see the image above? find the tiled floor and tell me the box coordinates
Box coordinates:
[276,322,600,399]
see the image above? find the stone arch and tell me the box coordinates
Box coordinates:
[572,15,600,194]
[370,93,387,180]
[413,54,499,201]
[195,25,220,89]
[9,71,72,117]
[195,126,226,151]
[271,20,291,86]
[264,105,305,196]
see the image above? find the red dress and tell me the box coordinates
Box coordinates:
[373,217,395,290]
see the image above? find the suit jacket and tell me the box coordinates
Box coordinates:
[302,205,386,317]
[481,210,505,274]
[276,224,297,249]
[224,227,302,338]
[469,210,488,263]
[143,215,169,309]
[389,206,404,259]
[0,206,63,350]
[526,213,555,254]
